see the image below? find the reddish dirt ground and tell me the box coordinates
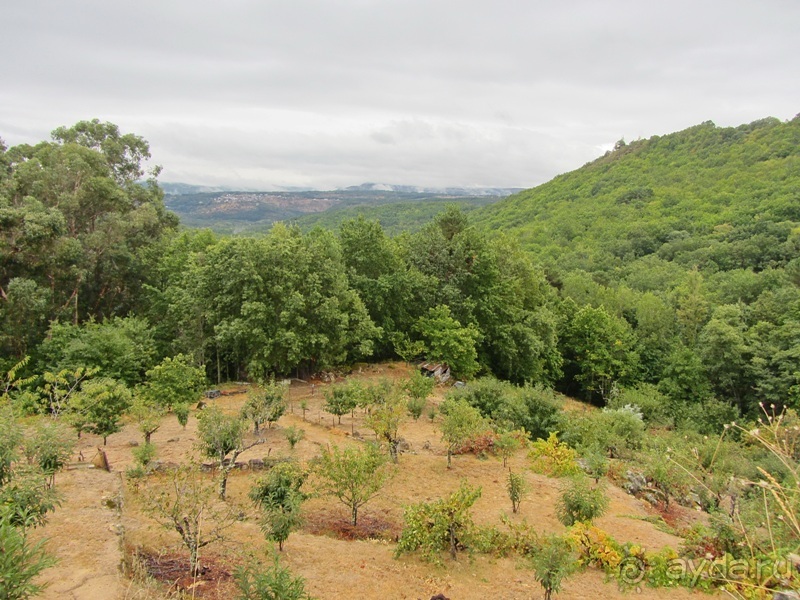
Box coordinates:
[30,362,714,599]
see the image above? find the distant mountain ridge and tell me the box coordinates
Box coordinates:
[163,184,517,234]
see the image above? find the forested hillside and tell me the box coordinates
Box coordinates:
[472,116,800,417]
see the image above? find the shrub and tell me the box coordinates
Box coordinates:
[507,470,526,513]
[556,477,609,526]
[528,534,577,600]
[131,442,156,468]
[283,426,304,449]
[0,507,56,600]
[558,407,644,458]
[448,378,560,440]
[395,481,481,564]
[529,433,580,477]
[235,554,313,600]
[608,384,672,427]
[406,396,427,420]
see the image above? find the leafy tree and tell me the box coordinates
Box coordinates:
[494,430,524,467]
[365,390,406,462]
[415,305,481,379]
[196,405,263,499]
[35,366,98,417]
[439,398,487,468]
[560,304,638,403]
[401,371,435,406]
[0,409,61,528]
[312,443,392,526]
[139,353,205,413]
[402,371,433,419]
[1,120,176,353]
[135,463,237,576]
[249,462,307,551]
[396,481,482,563]
[323,385,358,425]
[241,381,286,433]
[129,394,166,444]
[38,317,157,387]
[68,377,131,444]
[528,534,577,600]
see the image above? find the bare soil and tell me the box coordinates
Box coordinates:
[31,362,712,599]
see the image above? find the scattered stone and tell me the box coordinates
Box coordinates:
[128,440,139,447]
[249,458,265,470]
[623,470,646,495]
[430,595,450,600]
[200,462,216,472]
[397,439,411,453]
[422,441,431,450]
[167,437,180,443]
[774,591,800,600]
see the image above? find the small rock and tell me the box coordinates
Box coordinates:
[127,440,139,447]
[101,495,122,510]
[167,437,180,443]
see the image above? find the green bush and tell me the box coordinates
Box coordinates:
[0,507,56,600]
[528,534,577,600]
[235,554,313,600]
[447,378,560,440]
[608,384,672,427]
[396,481,482,564]
[131,442,156,468]
[556,477,609,526]
[558,406,644,457]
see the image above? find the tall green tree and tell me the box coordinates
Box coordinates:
[312,443,392,526]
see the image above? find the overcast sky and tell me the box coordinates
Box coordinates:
[2,1,798,190]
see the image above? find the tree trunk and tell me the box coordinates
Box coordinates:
[219,468,229,500]
[449,524,457,559]
[447,449,452,469]
[188,540,200,576]
[144,431,151,444]
[351,504,358,526]
[389,440,398,463]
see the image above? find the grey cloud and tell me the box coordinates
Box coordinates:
[2,0,799,189]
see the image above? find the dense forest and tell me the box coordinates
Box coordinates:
[4,117,800,424]
[2,117,800,598]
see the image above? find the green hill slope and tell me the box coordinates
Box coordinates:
[473,116,800,280]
